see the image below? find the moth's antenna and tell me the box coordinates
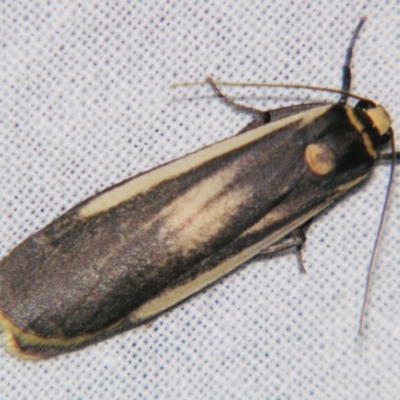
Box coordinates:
[358,133,397,334]
[172,18,369,105]
[171,80,371,103]
[339,17,366,103]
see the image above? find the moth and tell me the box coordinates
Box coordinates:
[0,18,396,358]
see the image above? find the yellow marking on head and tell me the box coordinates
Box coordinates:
[361,131,377,158]
[304,143,335,176]
[346,106,364,133]
[78,106,332,219]
[365,105,391,136]
[347,104,393,159]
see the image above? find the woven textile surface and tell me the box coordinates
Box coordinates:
[0,1,399,399]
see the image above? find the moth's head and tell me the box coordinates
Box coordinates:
[355,100,393,146]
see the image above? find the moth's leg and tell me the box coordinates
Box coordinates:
[205,76,269,133]
[255,229,307,274]
[206,76,330,134]
[253,220,313,274]
[378,151,400,161]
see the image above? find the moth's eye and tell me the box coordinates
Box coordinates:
[355,100,376,111]
[379,127,392,145]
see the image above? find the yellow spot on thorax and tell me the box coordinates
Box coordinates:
[304,143,334,175]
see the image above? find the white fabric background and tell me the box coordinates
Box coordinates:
[0,1,399,399]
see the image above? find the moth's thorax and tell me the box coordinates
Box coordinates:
[345,104,392,159]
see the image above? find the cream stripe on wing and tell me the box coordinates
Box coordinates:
[129,172,367,324]
[129,194,341,324]
[149,161,252,256]
[78,106,331,218]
